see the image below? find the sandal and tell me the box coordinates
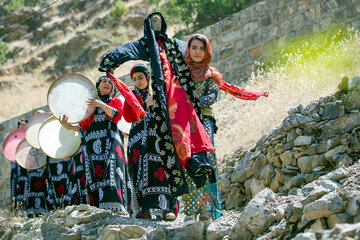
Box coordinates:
[163,211,176,221]
[199,212,210,222]
[184,215,196,226]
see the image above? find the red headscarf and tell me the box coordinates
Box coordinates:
[185,34,268,100]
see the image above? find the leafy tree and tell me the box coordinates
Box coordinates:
[149,0,255,32]
[109,0,129,19]
[0,39,8,65]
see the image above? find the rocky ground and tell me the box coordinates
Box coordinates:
[1,78,360,240]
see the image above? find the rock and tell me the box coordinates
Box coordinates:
[319,167,346,181]
[346,198,360,216]
[101,225,146,240]
[299,180,340,205]
[231,152,253,183]
[294,136,313,146]
[206,221,233,240]
[327,212,353,228]
[303,192,344,221]
[297,155,326,174]
[292,232,316,240]
[322,100,343,120]
[348,76,360,90]
[310,217,327,232]
[232,188,277,237]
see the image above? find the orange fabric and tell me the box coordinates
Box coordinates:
[123,93,144,123]
[159,42,215,170]
[107,72,146,121]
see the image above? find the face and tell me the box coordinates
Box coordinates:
[150,14,162,31]
[98,78,113,95]
[132,72,148,90]
[189,39,206,63]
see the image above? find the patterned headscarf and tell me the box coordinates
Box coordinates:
[130,64,151,81]
[96,75,114,102]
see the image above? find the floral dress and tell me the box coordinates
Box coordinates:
[124,87,178,218]
[182,78,223,220]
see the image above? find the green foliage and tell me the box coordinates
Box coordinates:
[3,0,46,13]
[0,39,8,65]
[109,0,129,20]
[149,0,252,32]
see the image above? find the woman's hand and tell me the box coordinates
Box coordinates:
[59,114,78,131]
[87,99,106,108]
[145,95,153,107]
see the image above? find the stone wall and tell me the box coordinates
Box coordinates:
[194,0,360,84]
[219,77,360,239]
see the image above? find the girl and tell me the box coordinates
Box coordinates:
[123,64,178,220]
[182,34,268,225]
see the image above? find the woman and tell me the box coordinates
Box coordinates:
[182,34,268,224]
[60,75,133,213]
[98,12,215,198]
[123,64,177,220]
[10,118,29,214]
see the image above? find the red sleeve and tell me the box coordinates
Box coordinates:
[108,98,123,124]
[80,114,94,132]
[123,94,144,123]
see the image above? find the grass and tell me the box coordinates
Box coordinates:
[213,29,360,163]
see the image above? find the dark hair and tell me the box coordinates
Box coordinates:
[188,35,206,50]
[17,118,28,128]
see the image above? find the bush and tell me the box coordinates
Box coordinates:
[2,0,46,13]
[0,40,8,65]
[109,0,129,19]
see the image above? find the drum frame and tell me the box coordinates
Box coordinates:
[47,73,98,123]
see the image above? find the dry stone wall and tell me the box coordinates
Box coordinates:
[194,0,360,84]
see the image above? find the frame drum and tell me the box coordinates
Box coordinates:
[48,73,97,123]
[38,116,81,159]
[15,138,47,170]
[2,127,26,162]
[25,111,53,149]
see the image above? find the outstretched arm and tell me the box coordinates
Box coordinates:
[99,38,149,72]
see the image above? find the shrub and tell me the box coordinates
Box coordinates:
[109,0,129,19]
[0,39,8,65]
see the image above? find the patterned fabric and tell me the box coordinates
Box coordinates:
[158,41,215,169]
[127,87,178,217]
[45,158,72,209]
[10,162,28,212]
[26,167,48,216]
[79,103,133,212]
[69,150,89,205]
[183,79,223,220]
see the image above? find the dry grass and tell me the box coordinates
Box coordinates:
[213,30,360,163]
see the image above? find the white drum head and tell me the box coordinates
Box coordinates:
[25,112,53,149]
[15,138,47,170]
[116,93,131,135]
[38,116,81,159]
[48,73,97,123]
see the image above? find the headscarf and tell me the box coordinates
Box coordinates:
[184,34,222,85]
[185,34,268,100]
[96,75,114,103]
[130,63,151,81]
